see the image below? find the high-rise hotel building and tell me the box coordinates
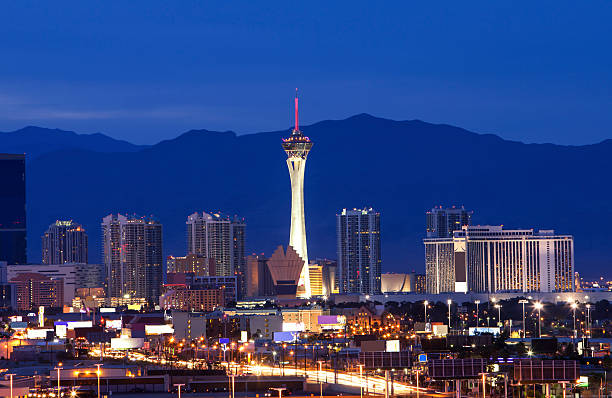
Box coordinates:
[337,208,381,294]
[102,214,163,304]
[186,212,245,297]
[42,220,88,264]
[426,206,473,238]
[425,225,574,294]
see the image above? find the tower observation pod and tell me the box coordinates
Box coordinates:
[281,90,313,298]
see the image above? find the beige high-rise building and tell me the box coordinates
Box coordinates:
[308,264,323,296]
[102,214,163,304]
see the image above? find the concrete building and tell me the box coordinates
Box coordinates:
[2,262,103,305]
[245,254,274,298]
[308,264,324,296]
[160,286,224,311]
[337,208,381,294]
[172,311,207,340]
[42,220,88,264]
[426,206,473,238]
[192,275,238,305]
[0,153,26,265]
[281,307,327,333]
[281,92,313,298]
[167,254,215,276]
[266,245,305,299]
[11,272,64,309]
[102,214,163,304]
[425,225,575,294]
[249,313,283,339]
[381,273,415,293]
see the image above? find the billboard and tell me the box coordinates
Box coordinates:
[514,360,579,383]
[359,351,410,369]
[428,359,487,379]
[110,337,144,350]
[468,327,500,336]
[273,331,298,342]
[317,315,346,330]
[282,322,304,332]
[55,322,68,338]
[145,324,174,335]
[386,340,400,352]
[105,319,123,330]
[67,321,93,330]
[100,308,116,313]
[27,328,53,339]
[10,321,27,331]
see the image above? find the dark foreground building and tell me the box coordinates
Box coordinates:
[0,154,26,264]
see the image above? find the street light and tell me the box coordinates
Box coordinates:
[447,299,452,330]
[423,301,429,323]
[474,300,481,327]
[174,383,185,398]
[358,364,364,398]
[519,300,529,338]
[571,302,578,340]
[317,360,324,398]
[95,364,102,398]
[54,365,63,398]
[534,302,543,337]
[271,387,286,398]
[7,373,15,398]
[494,304,502,327]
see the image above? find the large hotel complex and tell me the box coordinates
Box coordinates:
[425,223,575,294]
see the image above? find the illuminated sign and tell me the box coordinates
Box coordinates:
[27,328,53,339]
[468,327,500,336]
[105,319,123,330]
[274,331,298,342]
[282,322,304,332]
[145,324,174,335]
[67,321,93,330]
[110,337,144,350]
[386,340,400,352]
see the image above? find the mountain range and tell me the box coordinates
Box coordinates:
[3,115,611,277]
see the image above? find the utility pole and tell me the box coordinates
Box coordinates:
[7,373,15,398]
[174,383,185,398]
[519,300,528,338]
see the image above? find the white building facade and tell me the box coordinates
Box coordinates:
[425,225,574,294]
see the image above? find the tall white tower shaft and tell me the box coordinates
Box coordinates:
[287,156,310,297]
[282,90,313,298]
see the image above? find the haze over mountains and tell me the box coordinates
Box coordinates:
[4,115,611,277]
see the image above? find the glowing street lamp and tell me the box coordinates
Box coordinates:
[174,383,185,398]
[518,300,529,338]
[423,301,429,323]
[95,364,102,398]
[447,299,452,329]
[7,373,15,398]
[494,304,502,327]
[571,302,578,340]
[534,302,544,337]
[54,365,63,398]
[474,300,481,327]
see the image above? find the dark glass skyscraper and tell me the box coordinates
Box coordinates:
[0,154,26,264]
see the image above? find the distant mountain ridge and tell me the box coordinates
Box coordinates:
[8,114,612,277]
[0,126,146,158]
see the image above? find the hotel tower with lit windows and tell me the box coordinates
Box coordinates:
[282,91,313,298]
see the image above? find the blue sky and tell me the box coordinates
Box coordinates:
[0,1,610,144]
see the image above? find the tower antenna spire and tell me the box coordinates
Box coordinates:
[294,88,299,132]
